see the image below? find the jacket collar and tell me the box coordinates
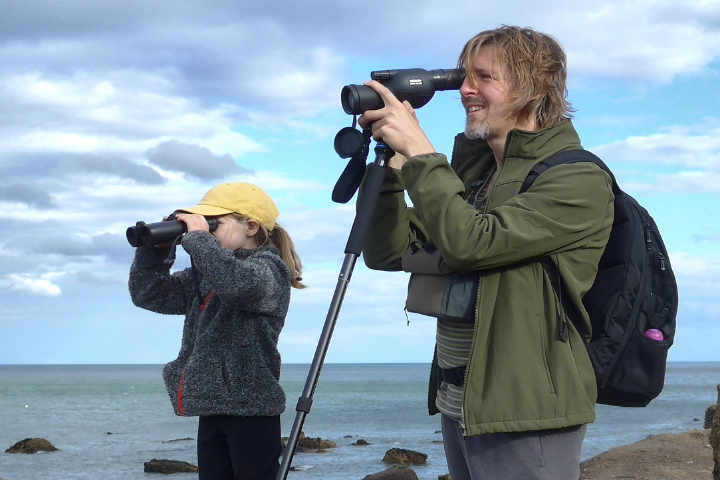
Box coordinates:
[452,119,582,170]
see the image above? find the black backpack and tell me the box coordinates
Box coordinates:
[520,149,678,407]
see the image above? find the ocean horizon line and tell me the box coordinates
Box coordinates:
[1,360,718,367]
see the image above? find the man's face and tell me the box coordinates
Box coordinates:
[460,46,518,144]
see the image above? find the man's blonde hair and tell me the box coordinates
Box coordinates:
[458,25,573,129]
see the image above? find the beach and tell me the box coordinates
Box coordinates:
[580,429,715,480]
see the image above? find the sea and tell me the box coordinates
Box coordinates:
[0,362,718,480]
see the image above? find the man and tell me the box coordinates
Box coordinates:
[358,26,614,479]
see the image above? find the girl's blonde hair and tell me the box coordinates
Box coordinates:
[458,25,573,129]
[231,214,305,289]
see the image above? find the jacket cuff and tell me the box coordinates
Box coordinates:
[181,230,216,257]
[133,244,172,268]
[400,152,450,190]
[380,166,406,192]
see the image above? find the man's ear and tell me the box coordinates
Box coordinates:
[246,219,260,237]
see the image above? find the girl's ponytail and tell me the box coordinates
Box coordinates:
[269,224,305,289]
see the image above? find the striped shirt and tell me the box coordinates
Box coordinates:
[435,167,495,424]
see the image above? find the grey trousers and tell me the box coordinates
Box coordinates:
[441,415,586,480]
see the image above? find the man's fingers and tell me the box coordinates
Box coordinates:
[364,80,402,107]
[402,100,418,121]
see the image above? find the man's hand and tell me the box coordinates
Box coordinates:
[358,80,436,164]
[175,213,210,233]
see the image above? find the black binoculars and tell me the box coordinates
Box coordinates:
[341,68,465,115]
[126,214,219,247]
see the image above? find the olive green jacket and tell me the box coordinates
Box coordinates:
[360,120,614,435]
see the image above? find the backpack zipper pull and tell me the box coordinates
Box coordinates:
[645,228,654,248]
[656,252,667,271]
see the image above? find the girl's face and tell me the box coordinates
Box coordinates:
[212,215,259,251]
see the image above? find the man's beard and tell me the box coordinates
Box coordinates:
[464,118,489,141]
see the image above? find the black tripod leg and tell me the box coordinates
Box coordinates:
[276,146,392,480]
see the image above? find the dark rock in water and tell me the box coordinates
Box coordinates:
[144,459,198,474]
[352,439,369,446]
[298,432,337,450]
[161,437,194,443]
[438,474,451,480]
[282,431,336,452]
[6,438,58,454]
[382,448,427,465]
[362,466,419,479]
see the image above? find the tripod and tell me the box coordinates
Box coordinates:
[276,142,394,480]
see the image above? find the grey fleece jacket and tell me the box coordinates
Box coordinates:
[128,230,290,417]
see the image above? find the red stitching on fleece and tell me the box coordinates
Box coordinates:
[200,289,215,311]
[177,371,185,416]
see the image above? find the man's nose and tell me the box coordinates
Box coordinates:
[459,76,477,97]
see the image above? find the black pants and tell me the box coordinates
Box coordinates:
[197,415,281,480]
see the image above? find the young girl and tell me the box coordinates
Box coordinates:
[129,182,304,480]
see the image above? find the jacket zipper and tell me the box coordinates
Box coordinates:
[461,164,498,433]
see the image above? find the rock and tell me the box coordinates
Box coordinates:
[352,439,370,446]
[382,448,427,465]
[580,429,713,479]
[5,438,58,454]
[161,437,194,443]
[143,459,198,474]
[282,431,336,452]
[362,466,419,479]
[297,432,337,451]
[706,404,717,429]
[438,475,451,480]
[711,385,720,480]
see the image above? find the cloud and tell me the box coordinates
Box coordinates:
[4,272,64,296]
[146,140,252,180]
[1,152,166,186]
[0,184,55,208]
[592,121,720,193]
[671,251,720,278]
[2,2,718,113]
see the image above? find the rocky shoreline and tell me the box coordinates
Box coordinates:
[5,386,719,479]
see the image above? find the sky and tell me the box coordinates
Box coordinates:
[1,0,719,365]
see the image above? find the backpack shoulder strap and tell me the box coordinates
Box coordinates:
[520,149,617,343]
[520,149,619,195]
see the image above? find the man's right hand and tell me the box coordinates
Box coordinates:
[358,80,436,162]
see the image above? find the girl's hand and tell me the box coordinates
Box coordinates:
[175,213,210,233]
